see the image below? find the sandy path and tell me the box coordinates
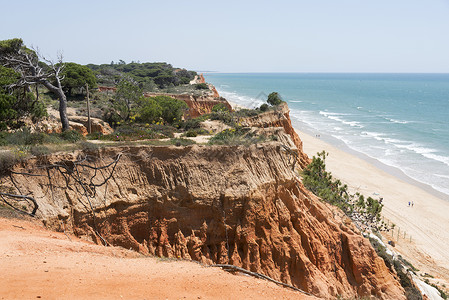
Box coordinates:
[297,129,449,285]
[0,217,315,300]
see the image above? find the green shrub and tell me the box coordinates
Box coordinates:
[185,129,198,137]
[60,130,83,143]
[267,92,283,106]
[79,141,100,151]
[208,127,264,145]
[210,111,234,125]
[150,124,176,138]
[195,83,209,90]
[260,103,269,112]
[170,138,196,146]
[0,151,17,174]
[5,128,45,145]
[137,97,162,124]
[30,145,50,156]
[212,103,229,112]
[302,151,385,231]
[234,108,260,118]
[152,95,188,124]
[181,118,202,130]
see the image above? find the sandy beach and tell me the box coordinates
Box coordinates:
[295,128,449,284]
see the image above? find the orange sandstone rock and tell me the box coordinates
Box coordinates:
[4,144,405,299]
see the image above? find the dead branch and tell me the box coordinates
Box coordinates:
[211,264,313,296]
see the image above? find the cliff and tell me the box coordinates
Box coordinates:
[3,143,405,299]
[241,103,310,170]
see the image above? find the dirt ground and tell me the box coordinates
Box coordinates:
[0,212,315,300]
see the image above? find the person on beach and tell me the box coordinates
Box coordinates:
[408,201,411,207]
[412,201,414,207]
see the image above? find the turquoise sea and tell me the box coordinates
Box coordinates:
[205,73,449,198]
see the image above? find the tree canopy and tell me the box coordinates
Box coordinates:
[0,38,69,130]
[59,62,97,96]
[87,62,196,90]
[267,92,283,106]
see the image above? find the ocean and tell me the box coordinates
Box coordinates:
[205,73,449,198]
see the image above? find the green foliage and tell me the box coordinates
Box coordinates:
[233,108,260,118]
[267,92,283,106]
[180,118,202,130]
[211,103,230,113]
[170,138,196,146]
[138,97,162,124]
[150,95,187,124]
[113,78,143,121]
[0,53,47,129]
[185,129,198,137]
[210,110,234,125]
[59,62,97,96]
[368,237,393,271]
[302,151,386,231]
[208,127,265,145]
[30,145,50,156]
[59,130,83,143]
[195,83,209,90]
[0,151,18,174]
[259,103,269,112]
[87,62,196,90]
[0,129,83,146]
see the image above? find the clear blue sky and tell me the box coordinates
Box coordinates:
[1,0,449,72]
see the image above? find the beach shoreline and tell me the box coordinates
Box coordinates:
[293,121,449,203]
[295,126,449,284]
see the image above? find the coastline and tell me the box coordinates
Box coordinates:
[295,127,449,283]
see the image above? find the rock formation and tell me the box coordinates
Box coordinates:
[3,142,405,299]
[240,103,310,169]
[68,116,114,135]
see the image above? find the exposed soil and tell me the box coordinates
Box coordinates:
[0,212,315,300]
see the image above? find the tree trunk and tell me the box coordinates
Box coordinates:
[41,81,69,131]
[58,90,69,131]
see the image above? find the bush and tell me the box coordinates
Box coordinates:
[138,97,162,124]
[260,103,269,112]
[267,92,283,106]
[234,108,260,118]
[302,151,385,232]
[152,95,188,124]
[30,145,50,156]
[208,127,264,145]
[5,128,45,145]
[0,151,17,174]
[180,118,202,130]
[185,129,198,137]
[210,111,234,125]
[103,108,122,127]
[212,103,229,112]
[60,130,83,143]
[170,138,196,146]
[79,141,100,151]
[195,83,209,90]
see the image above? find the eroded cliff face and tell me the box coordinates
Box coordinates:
[241,103,310,169]
[4,144,405,299]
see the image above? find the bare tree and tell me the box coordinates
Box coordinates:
[0,39,69,130]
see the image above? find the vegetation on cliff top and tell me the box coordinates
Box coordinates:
[302,151,387,232]
[87,61,196,90]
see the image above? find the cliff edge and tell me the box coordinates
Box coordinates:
[2,142,405,299]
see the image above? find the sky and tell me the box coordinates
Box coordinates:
[1,0,449,73]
